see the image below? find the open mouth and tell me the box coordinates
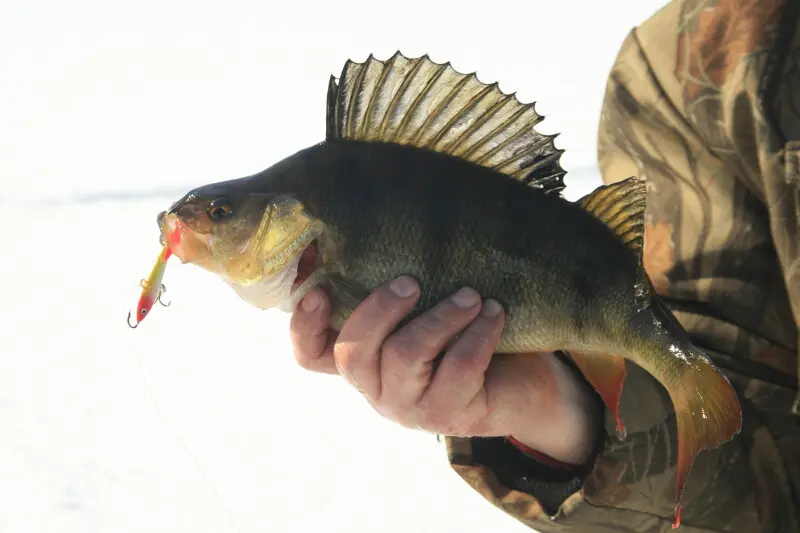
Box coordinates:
[293,239,319,290]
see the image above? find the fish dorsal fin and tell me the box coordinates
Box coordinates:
[326,51,567,195]
[578,177,647,264]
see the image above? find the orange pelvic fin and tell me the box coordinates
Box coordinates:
[567,351,627,441]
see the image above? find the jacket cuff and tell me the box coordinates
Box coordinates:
[471,351,607,515]
[471,410,605,515]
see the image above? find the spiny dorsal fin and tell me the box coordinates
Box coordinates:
[326,51,567,196]
[578,177,647,264]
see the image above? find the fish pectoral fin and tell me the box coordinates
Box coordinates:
[578,177,647,263]
[567,350,627,440]
[666,353,742,527]
[326,52,566,194]
[323,274,373,330]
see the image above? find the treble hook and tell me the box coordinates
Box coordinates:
[127,310,140,329]
[157,284,171,307]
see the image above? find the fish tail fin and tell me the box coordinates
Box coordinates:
[326,52,567,194]
[669,344,741,528]
[647,298,742,528]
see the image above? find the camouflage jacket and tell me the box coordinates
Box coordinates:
[444,1,800,532]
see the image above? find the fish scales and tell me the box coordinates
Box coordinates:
[154,52,743,528]
[260,140,637,354]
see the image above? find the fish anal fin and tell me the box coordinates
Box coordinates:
[568,350,627,441]
[326,51,567,195]
[578,177,647,267]
[668,352,742,528]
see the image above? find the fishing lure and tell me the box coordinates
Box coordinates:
[128,244,172,328]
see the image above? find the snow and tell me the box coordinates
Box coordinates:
[1,0,667,531]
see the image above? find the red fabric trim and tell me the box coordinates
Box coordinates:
[505,436,580,471]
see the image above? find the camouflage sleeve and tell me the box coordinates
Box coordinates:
[444,1,800,532]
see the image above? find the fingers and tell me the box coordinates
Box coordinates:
[379,287,484,409]
[423,299,505,413]
[291,280,515,440]
[290,288,339,375]
[333,276,420,399]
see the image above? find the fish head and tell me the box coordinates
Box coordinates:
[158,181,272,269]
[158,180,325,310]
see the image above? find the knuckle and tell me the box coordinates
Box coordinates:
[294,350,315,370]
[450,414,485,438]
[418,410,473,436]
[289,311,311,336]
[415,395,463,431]
[386,304,472,355]
[290,332,323,368]
[373,401,418,430]
[459,326,494,351]
[395,414,422,431]
[381,317,444,361]
[333,356,349,378]
[375,371,403,405]
[462,315,502,347]
[376,401,403,420]
[441,350,480,375]
[398,318,442,352]
[380,334,410,360]
[294,350,330,374]
[417,407,450,431]
[332,339,358,375]
[426,401,484,436]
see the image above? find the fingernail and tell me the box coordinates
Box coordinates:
[389,276,418,298]
[481,299,503,317]
[302,291,320,312]
[451,287,479,308]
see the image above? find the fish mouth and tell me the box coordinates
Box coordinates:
[158,212,211,265]
[292,239,320,292]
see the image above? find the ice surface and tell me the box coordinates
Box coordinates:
[0,0,667,531]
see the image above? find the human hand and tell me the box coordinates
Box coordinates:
[290,276,599,465]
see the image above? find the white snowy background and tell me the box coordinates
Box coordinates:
[1,0,668,531]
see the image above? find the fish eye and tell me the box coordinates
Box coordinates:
[140,308,148,316]
[208,199,233,221]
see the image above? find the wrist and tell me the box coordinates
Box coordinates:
[509,353,599,465]
[507,424,593,465]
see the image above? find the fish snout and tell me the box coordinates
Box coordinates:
[157,211,168,244]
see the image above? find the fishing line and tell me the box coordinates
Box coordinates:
[134,351,242,533]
